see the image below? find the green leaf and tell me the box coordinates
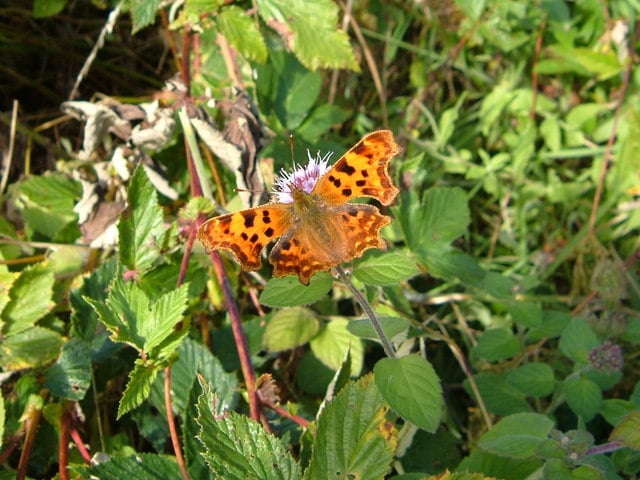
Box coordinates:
[131,0,163,33]
[295,104,351,141]
[478,413,554,458]
[217,5,267,63]
[256,0,359,71]
[119,165,165,272]
[563,377,602,422]
[43,339,92,401]
[1,265,54,336]
[506,363,556,398]
[468,372,531,416]
[454,0,487,20]
[86,278,187,358]
[347,316,409,341]
[77,453,183,479]
[255,49,323,130]
[508,302,542,329]
[0,326,63,370]
[118,360,160,419]
[263,307,320,352]
[396,187,469,249]
[139,283,189,355]
[600,399,638,426]
[610,411,640,450]
[310,318,363,377]
[559,319,599,364]
[33,0,67,17]
[526,310,571,342]
[305,376,396,479]
[374,354,443,432]
[473,328,523,362]
[260,273,333,307]
[15,173,81,241]
[196,380,302,480]
[353,251,420,286]
[0,272,18,315]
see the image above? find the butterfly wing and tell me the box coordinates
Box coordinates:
[197,204,293,271]
[312,130,400,206]
[268,203,391,285]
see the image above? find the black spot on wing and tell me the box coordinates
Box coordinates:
[243,211,256,228]
[336,161,356,175]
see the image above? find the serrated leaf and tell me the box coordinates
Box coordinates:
[256,0,359,71]
[1,266,54,336]
[374,354,443,432]
[119,165,165,271]
[506,363,556,398]
[0,326,63,370]
[310,318,363,376]
[478,413,554,458]
[196,380,302,479]
[473,328,522,362]
[353,251,420,286]
[609,411,640,450]
[43,339,92,401]
[306,376,396,479]
[77,453,183,479]
[563,377,602,422]
[118,360,160,418]
[140,283,189,354]
[263,307,320,352]
[559,319,599,364]
[86,278,187,358]
[131,0,163,33]
[217,5,267,63]
[0,271,18,314]
[260,272,333,307]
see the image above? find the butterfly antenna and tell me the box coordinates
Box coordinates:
[288,133,296,167]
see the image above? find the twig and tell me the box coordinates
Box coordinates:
[337,0,388,127]
[0,99,18,195]
[333,266,396,358]
[588,45,632,233]
[68,0,125,100]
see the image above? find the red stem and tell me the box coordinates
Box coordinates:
[210,251,260,421]
[165,367,190,480]
[69,425,92,464]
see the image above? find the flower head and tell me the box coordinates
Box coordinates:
[588,340,623,374]
[272,150,333,203]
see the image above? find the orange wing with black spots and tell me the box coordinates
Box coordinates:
[197,204,293,271]
[197,130,401,284]
[312,130,400,206]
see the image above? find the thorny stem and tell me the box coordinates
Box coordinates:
[334,266,396,358]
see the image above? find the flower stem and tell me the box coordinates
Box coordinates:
[334,266,396,358]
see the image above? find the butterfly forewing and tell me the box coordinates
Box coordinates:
[312,130,400,206]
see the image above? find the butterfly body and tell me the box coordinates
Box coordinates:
[198,130,400,285]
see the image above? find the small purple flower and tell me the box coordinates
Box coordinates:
[588,340,623,374]
[272,150,333,203]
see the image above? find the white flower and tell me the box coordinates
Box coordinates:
[272,150,333,203]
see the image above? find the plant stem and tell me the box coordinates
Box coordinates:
[334,266,396,358]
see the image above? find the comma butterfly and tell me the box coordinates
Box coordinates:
[197,130,401,285]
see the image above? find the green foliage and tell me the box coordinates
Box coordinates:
[3,0,640,478]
